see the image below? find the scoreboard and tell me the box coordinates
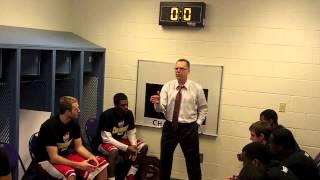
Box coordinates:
[159,2,206,27]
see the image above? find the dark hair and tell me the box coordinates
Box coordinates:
[113,93,128,106]
[138,156,160,180]
[177,58,190,69]
[242,142,271,165]
[270,128,299,151]
[260,109,278,126]
[59,96,78,114]
[238,164,269,180]
[249,121,272,141]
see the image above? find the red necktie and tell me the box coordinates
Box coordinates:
[172,86,182,130]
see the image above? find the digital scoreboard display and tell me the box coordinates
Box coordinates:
[159,2,206,27]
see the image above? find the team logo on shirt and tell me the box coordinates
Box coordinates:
[304,152,311,157]
[57,131,72,151]
[63,132,70,142]
[281,166,288,173]
[112,125,129,135]
[118,120,125,127]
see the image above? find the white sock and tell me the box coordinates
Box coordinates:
[127,166,138,176]
[108,177,115,180]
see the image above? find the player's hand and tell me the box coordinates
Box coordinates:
[77,159,97,171]
[87,156,99,167]
[127,145,138,161]
[129,153,137,161]
[127,145,138,154]
[150,91,160,104]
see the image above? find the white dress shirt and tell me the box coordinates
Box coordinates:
[154,79,208,125]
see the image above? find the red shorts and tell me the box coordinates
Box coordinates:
[39,153,108,180]
[100,139,145,153]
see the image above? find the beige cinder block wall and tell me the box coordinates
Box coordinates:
[3,0,320,179]
[0,0,73,31]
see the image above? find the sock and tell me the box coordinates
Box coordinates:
[127,166,138,176]
[108,178,115,180]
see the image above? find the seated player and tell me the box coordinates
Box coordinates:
[260,109,283,130]
[36,96,108,180]
[241,142,299,180]
[249,121,272,145]
[270,128,320,180]
[96,93,148,180]
[237,121,273,162]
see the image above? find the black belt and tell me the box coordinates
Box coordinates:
[165,120,196,127]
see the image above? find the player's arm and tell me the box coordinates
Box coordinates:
[74,138,99,167]
[101,131,129,151]
[74,138,95,159]
[127,111,137,146]
[46,146,79,167]
[47,145,96,170]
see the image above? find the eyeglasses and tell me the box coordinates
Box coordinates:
[175,67,188,71]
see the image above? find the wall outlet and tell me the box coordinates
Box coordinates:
[200,153,203,163]
[279,103,286,112]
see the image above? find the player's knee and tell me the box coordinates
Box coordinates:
[109,149,119,159]
[140,144,148,155]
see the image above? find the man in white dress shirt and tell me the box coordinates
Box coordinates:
[150,59,208,180]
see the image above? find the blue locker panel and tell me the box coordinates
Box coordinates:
[21,50,41,76]
[56,51,72,75]
[0,49,2,79]
[0,49,19,147]
[20,50,53,111]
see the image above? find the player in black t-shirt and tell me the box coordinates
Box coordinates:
[0,146,11,180]
[270,128,320,180]
[242,142,299,180]
[227,142,299,180]
[36,96,108,180]
[96,93,148,180]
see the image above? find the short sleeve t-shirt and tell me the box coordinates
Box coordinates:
[97,108,135,143]
[36,115,81,161]
[267,160,299,180]
[282,150,320,180]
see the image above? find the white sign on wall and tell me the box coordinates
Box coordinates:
[135,60,223,136]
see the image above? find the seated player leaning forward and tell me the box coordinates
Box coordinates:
[36,96,108,180]
[228,142,299,180]
[96,93,148,180]
[269,128,320,180]
[237,121,272,162]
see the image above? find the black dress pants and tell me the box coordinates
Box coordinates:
[160,121,201,180]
